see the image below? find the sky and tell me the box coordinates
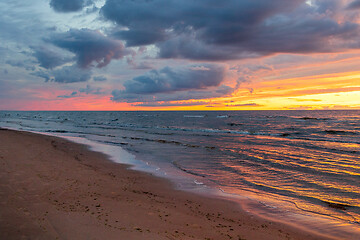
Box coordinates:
[1,0,360,110]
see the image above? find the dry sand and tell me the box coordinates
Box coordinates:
[0,128,331,240]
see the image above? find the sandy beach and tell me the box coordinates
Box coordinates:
[0,128,332,240]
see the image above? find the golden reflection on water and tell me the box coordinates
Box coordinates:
[211,136,360,224]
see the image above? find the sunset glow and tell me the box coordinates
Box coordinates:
[1,0,360,110]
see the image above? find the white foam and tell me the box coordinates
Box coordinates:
[194,180,204,185]
[57,136,139,166]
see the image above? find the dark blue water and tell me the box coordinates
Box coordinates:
[1,110,360,238]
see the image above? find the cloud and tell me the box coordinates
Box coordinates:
[50,0,93,13]
[101,0,360,61]
[57,85,104,98]
[6,60,36,71]
[49,29,133,68]
[285,105,313,110]
[79,85,93,94]
[32,70,51,82]
[347,0,360,9]
[112,86,234,104]
[126,57,154,69]
[58,91,78,98]
[157,35,254,61]
[101,0,302,36]
[32,45,72,69]
[132,61,154,70]
[79,84,104,94]
[134,101,209,107]
[93,76,107,81]
[112,29,166,47]
[111,64,234,103]
[34,65,92,83]
[226,103,263,107]
[122,64,225,94]
[290,98,322,102]
[52,65,92,83]
[6,60,26,68]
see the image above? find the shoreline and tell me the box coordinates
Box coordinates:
[0,128,339,239]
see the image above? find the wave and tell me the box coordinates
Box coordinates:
[160,126,261,136]
[322,201,353,211]
[217,115,230,118]
[292,136,360,145]
[122,136,203,148]
[74,122,360,146]
[3,110,360,228]
[98,140,128,146]
[227,122,243,126]
[225,176,360,221]
[295,117,332,121]
[172,161,206,177]
[219,147,360,180]
[324,130,358,136]
[45,130,69,133]
[184,115,206,118]
[279,132,301,137]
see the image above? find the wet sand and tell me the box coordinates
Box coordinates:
[0,128,331,240]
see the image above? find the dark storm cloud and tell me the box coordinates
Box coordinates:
[347,0,360,9]
[34,65,92,83]
[239,18,357,53]
[32,46,72,69]
[51,65,92,83]
[157,35,250,61]
[122,64,225,94]
[112,85,234,104]
[101,0,302,49]
[50,0,93,13]
[101,0,360,60]
[101,0,302,32]
[49,29,133,68]
[111,64,233,103]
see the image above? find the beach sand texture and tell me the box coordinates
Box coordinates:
[0,129,330,240]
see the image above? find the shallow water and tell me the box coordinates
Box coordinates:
[1,110,360,238]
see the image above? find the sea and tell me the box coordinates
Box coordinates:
[1,110,360,239]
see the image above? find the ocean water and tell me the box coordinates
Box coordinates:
[1,110,360,238]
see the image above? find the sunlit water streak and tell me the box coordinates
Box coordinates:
[1,110,360,238]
